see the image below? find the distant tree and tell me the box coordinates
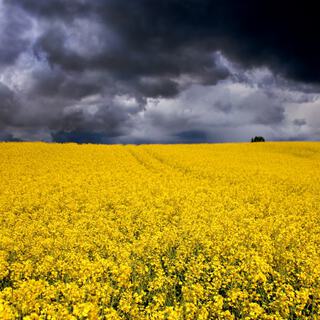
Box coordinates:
[251,136,265,142]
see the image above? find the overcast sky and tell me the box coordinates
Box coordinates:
[0,0,319,143]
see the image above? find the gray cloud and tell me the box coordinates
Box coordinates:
[293,118,307,127]
[0,2,31,66]
[239,91,285,125]
[0,82,21,128]
[0,0,319,143]
[9,0,319,83]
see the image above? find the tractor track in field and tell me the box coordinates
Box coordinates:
[126,146,206,181]
[126,147,164,174]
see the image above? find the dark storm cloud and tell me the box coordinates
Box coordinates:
[0,133,24,142]
[9,0,319,84]
[293,118,307,127]
[0,83,20,128]
[0,0,320,143]
[6,0,90,19]
[51,104,131,135]
[175,130,208,143]
[136,78,180,99]
[30,68,102,99]
[32,23,230,88]
[0,2,31,66]
[51,131,111,144]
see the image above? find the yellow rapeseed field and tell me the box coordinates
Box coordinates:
[0,142,319,319]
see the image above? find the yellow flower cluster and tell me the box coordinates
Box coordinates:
[0,142,319,319]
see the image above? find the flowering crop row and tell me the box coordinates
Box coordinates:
[0,142,319,319]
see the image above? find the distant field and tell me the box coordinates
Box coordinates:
[0,142,319,319]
